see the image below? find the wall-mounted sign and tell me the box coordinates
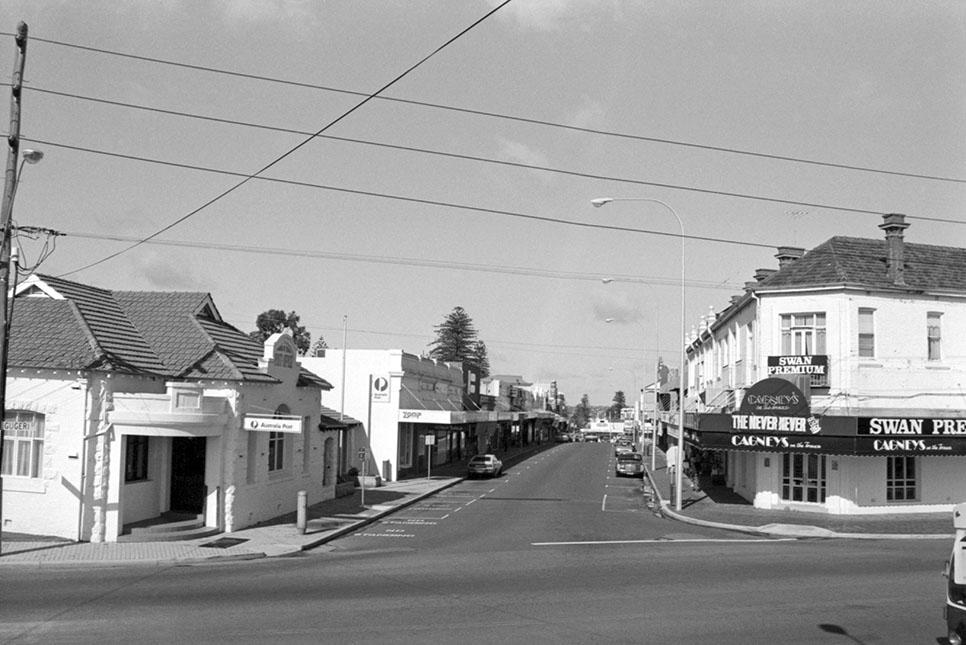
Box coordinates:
[767,355,828,377]
[371,375,390,403]
[857,417,966,436]
[244,415,302,434]
[738,378,810,416]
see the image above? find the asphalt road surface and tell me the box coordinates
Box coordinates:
[0,443,949,644]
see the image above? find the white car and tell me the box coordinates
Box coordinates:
[467,454,503,478]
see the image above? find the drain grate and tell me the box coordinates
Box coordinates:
[200,537,249,549]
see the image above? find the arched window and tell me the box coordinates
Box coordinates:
[1,410,45,478]
[274,343,294,369]
[268,405,291,472]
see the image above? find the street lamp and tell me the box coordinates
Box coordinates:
[592,197,687,511]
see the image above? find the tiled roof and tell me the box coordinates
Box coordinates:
[114,291,216,375]
[10,275,330,389]
[320,404,362,428]
[30,275,167,374]
[8,299,101,370]
[758,236,966,292]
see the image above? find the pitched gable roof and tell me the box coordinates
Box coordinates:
[8,298,101,369]
[11,274,330,389]
[758,236,966,293]
[17,274,167,374]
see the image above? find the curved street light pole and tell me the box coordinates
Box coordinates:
[592,197,686,511]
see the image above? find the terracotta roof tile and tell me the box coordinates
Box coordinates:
[758,236,966,292]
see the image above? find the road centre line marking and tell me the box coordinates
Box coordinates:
[601,494,607,511]
[531,538,798,546]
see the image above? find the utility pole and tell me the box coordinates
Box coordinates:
[0,21,29,555]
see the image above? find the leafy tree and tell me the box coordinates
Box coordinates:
[571,393,591,428]
[610,390,627,420]
[473,340,490,378]
[428,306,487,375]
[250,309,311,355]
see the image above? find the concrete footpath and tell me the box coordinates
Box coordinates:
[1,443,955,568]
[643,448,954,540]
[0,442,556,568]
[0,477,462,568]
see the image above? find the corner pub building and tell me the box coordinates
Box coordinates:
[677,214,966,515]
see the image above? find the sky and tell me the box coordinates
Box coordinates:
[2,0,964,407]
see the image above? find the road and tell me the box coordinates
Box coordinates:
[0,443,949,644]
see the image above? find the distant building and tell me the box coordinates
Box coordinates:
[676,214,966,515]
[301,355,562,481]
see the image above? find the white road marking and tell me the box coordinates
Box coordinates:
[531,538,797,546]
[601,494,607,511]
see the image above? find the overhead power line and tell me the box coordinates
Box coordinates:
[53,229,749,291]
[19,137,966,231]
[48,0,515,277]
[5,34,964,185]
[12,87,966,228]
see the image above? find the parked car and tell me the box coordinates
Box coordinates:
[615,441,634,457]
[615,452,645,478]
[467,454,503,478]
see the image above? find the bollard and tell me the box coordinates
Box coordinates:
[296,490,307,534]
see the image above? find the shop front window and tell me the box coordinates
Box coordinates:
[1,410,45,478]
[886,456,917,501]
[781,453,826,503]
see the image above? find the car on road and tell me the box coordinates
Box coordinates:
[615,452,645,478]
[467,454,503,478]
[614,441,634,457]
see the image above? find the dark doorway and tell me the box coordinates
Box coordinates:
[170,437,206,514]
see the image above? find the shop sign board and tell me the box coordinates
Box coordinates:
[371,375,390,402]
[243,415,302,434]
[738,377,810,416]
[767,355,828,377]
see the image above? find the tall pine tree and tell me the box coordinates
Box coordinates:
[428,306,488,377]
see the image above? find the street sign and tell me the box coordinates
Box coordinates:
[371,375,390,402]
[424,434,436,446]
[357,447,367,460]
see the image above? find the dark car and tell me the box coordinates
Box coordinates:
[615,452,645,478]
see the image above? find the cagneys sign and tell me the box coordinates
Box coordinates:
[732,377,821,435]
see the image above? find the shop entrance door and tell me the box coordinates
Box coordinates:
[170,437,206,514]
[781,453,826,503]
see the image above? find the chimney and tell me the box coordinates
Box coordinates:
[754,268,777,283]
[775,246,805,269]
[878,213,910,285]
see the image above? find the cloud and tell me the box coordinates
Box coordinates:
[485,0,614,32]
[497,137,549,168]
[567,99,606,130]
[134,250,204,291]
[592,298,644,325]
[215,0,322,28]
